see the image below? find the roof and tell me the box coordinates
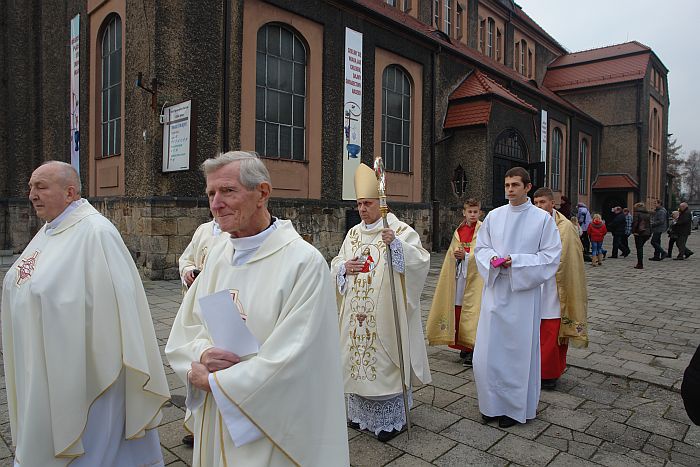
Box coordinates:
[544,41,652,92]
[592,173,639,190]
[450,70,537,112]
[512,4,567,54]
[351,0,600,124]
[444,100,492,128]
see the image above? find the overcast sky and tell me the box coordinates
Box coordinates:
[522,0,699,157]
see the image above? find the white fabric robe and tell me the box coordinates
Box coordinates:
[473,200,561,423]
[330,213,431,397]
[1,200,170,466]
[165,220,349,467]
[178,220,226,280]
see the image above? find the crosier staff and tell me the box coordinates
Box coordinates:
[373,155,412,439]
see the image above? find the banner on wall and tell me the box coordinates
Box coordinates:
[342,27,363,200]
[70,15,80,173]
[540,110,548,168]
[162,100,192,172]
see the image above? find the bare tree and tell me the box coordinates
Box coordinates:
[666,136,683,204]
[682,150,700,202]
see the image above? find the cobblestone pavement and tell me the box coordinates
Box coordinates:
[0,234,698,466]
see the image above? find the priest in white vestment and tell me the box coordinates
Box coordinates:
[179,217,226,288]
[331,163,431,442]
[473,167,561,428]
[1,161,170,466]
[166,151,349,466]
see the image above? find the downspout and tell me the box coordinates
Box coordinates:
[431,46,440,252]
[635,80,642,203]
[222,0,231,152]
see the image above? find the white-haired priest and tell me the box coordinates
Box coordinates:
[166,151,349,466]
[1,161,170,466]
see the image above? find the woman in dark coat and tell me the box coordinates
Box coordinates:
[631,202,651,269]
[558,196,572,219]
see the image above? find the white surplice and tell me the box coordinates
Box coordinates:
[1,200,170,466]
[178,219,227,283]
[473,199,561,423]
[166,219,349,467]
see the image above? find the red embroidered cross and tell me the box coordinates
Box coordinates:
[16,251,39,286]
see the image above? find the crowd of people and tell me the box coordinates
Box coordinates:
[1,156,697,466]
[572,199,693,270]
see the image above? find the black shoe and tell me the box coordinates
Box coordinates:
[459,350,468,360]
[481,413,498,423]
[674,256,685,260]
[686,251,694,258]
[622,252,630,258]
[649,257,661,261]
[542,378,557,390]
[182,434,194,447]
[377,428,402,442]
[499,416,519,428]
[602,251,607,258]
[347,421,361,430]
[462,351,473,367]
[660,251,667,259]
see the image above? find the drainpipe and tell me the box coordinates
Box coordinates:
[431,46,440,252]
[222,0,231,152]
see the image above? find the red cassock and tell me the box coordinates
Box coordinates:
[540,318,568,379]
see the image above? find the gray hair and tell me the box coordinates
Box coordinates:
[201,151,271,190]
[41,160,81,194]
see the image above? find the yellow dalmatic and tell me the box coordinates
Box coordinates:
[553,210,589,348]
[426,222,484,348]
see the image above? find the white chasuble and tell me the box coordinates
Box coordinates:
[166,220,349,467]
[178,220,227,280]
[1,201,170,466]
[472,200,561,423]
[331,213,431,398]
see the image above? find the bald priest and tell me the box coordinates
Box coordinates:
[1,161,170,466]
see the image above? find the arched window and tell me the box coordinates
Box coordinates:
[579,138,588,194]
[255,24,307,160]
[381,66,412,172]
[100,15,121,158]
[487,18,495,58]
[551,128,562,191]
[494,129,527,160]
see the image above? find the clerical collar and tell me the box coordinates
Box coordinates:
[362,218,383,230]
[45,199,86,235]
[229,217,278,266]
[508,198,532,212]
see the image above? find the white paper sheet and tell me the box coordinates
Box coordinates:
[198,290,260,357]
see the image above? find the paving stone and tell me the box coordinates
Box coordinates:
[384,453,434,466]
[433,444,508,467]
[429,372,466,391]
[668,450,700,466]
[412,386,463,411]
[387,426,457,462]
[536,434,568,451]
[671,440,700,458]
[625,449,666,467]
[443,395,482,422]
[167,444,193,465]
[612,394,654,410]
[427,358,468,376]
[648,434,674,450]
[626,413,688,441]
[499,417,549,440]
[538,406,595,431]
[487,433,559,466]
[348,433,402,467]
[547,452,599,467]
[452,381,478,398]
[568,384,620,405]
[542,424,573,440]
[684,426,700,447]
[538,389,585,409]
[641,442,671,460]
[408,404,460,433]
[439,418,505,450]
[568,440,598,459]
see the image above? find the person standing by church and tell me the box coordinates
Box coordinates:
[533,188,588,390]
[473,167,561,428]
[166,151,349,466]
[426,198,484,368]
[2,161,170,466]
[331,163,431,442]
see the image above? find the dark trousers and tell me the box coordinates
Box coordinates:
[612,234,630,257]
[650,232,666,258]
[622,234,631,255]
[668,237,677,257]
[581,231,591,253]
[677,235,694,258]
[635,235,650,265]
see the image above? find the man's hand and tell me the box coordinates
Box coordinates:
[345,257,364,276]
[200,347,240,372]
[183,270,196,287]
[381,228,396,245]
[503,256,512,268]
[189,362,212,392]
[453,248,466,260]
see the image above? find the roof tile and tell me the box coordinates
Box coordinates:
[592,174,639,190]
[444,100,492,128]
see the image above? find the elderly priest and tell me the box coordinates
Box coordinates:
[166,151,349,466]
[1,161,170,466]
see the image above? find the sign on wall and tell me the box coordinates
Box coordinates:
[69,15,80,173]
[162,100,192,172]
[342,28,363,200]
[540,110,548,166]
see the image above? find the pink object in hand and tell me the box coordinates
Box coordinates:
[490,257,507,268]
